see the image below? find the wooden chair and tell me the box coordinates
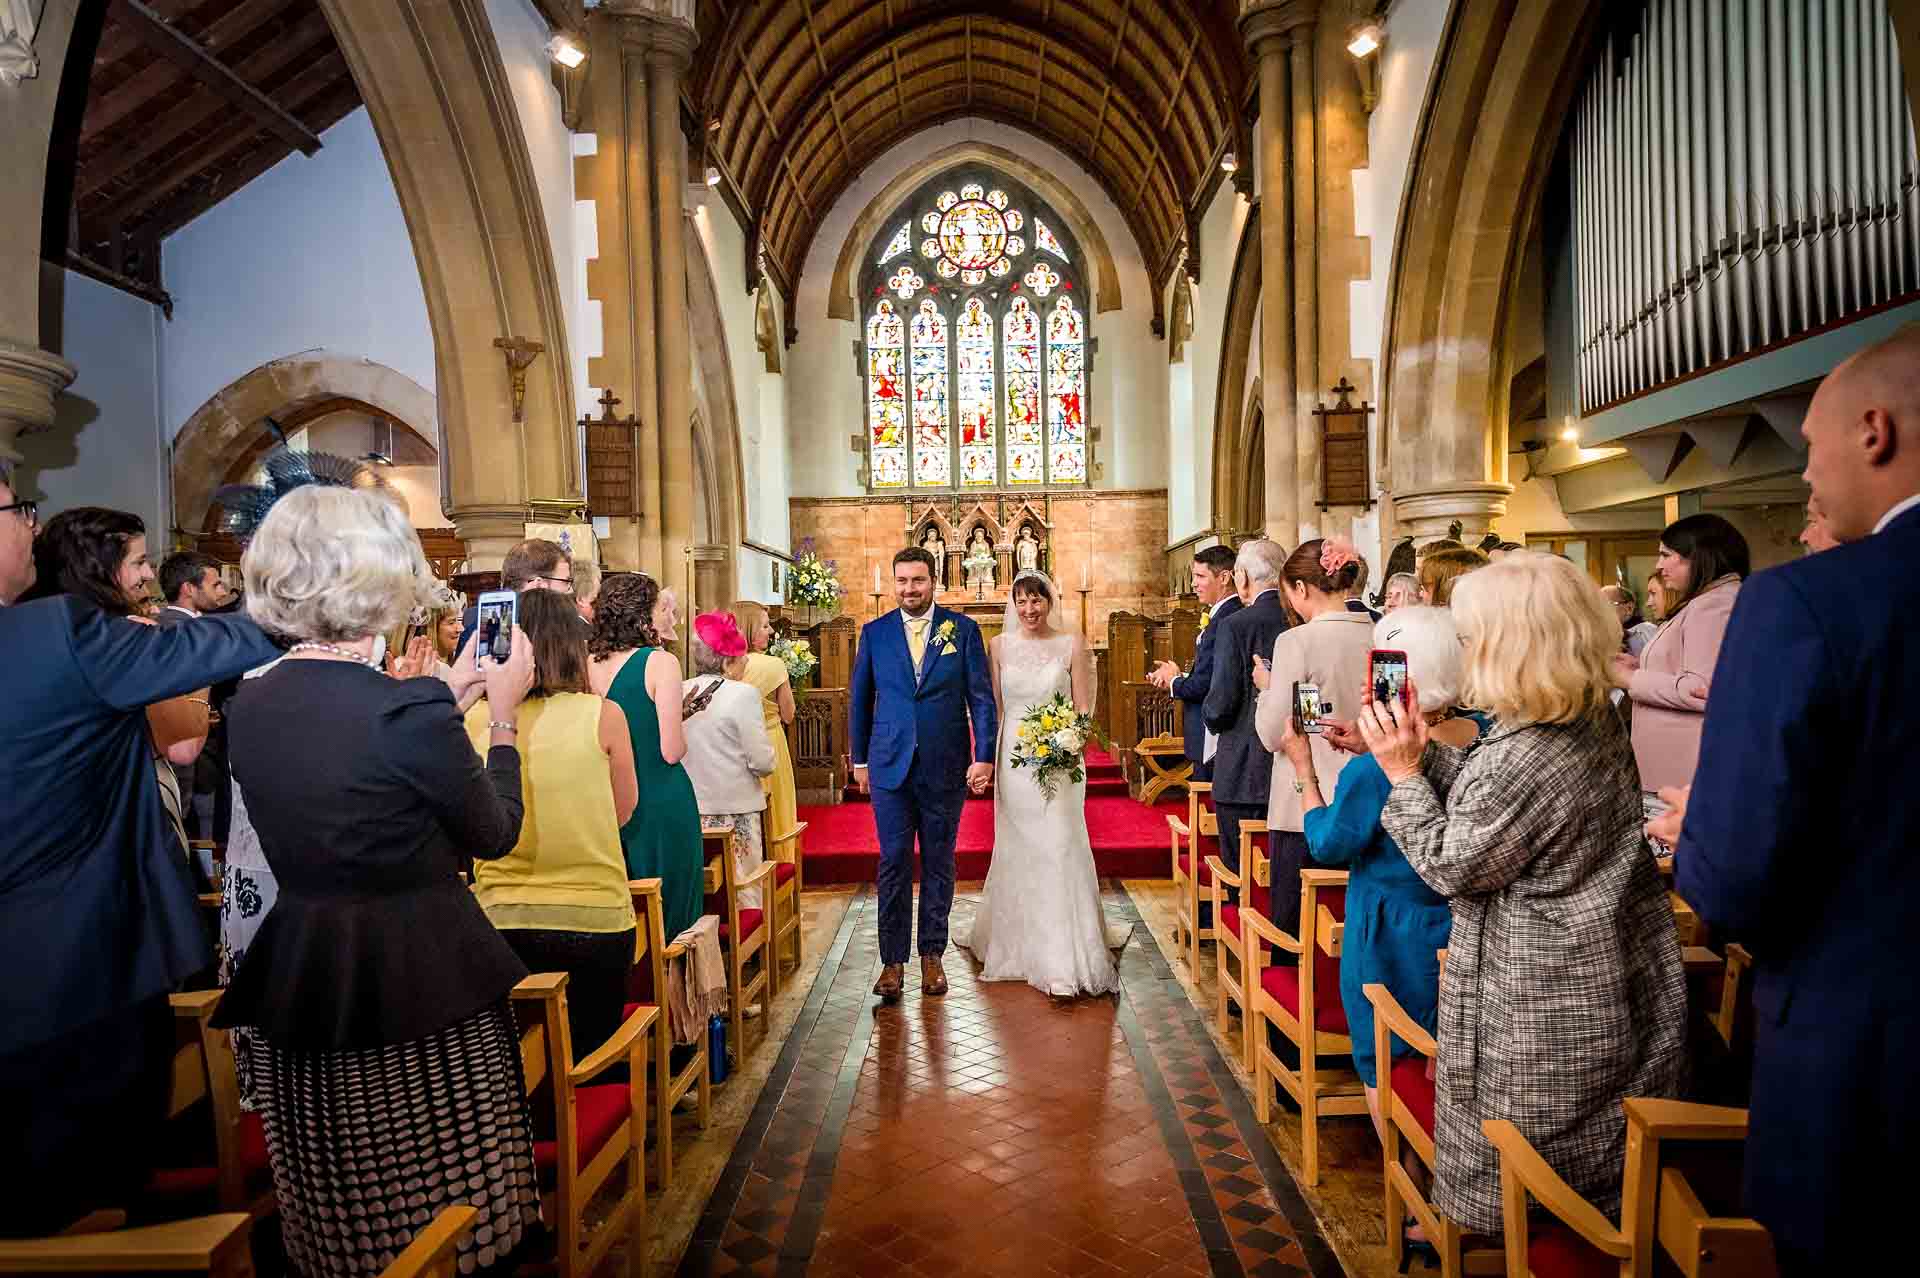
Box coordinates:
[1167,782,1219,970]
[769,821,807,973]
[709,821,777,1061]
[146,991,273,1218]
[1669,892,1706,946]
[379,1206,478,1278]
[627,878,712,1189]
[1244,868,1365,1186]
[0,1213,255,1276]
[1484,1099,1776,1278]
[512,973,656,1278]
[1205,821,1268,1068]
[1132,732,1193,806]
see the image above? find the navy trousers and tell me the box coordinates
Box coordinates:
[870,754,965,966]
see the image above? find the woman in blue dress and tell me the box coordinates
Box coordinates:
[1271,606,1486,1140]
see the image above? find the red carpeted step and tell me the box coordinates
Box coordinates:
[838,744,1134,803]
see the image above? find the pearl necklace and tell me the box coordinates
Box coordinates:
[288,640,378,667]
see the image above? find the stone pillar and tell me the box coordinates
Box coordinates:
[1288,26,1321,546]
[648,28,696,594]
[0,341,76,465]
[1241,1,1314,547]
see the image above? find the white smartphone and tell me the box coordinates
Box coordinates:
[474,590,518,668]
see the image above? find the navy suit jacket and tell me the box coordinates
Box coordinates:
[848,606,997,793]
[1676,503,1920,1259]
[1170,596,1244,764]
[1201,591,1291,807]
[0,599,281,1054]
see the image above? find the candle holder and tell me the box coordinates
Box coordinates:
[867,590,884,620]
[1076,587,1092,637]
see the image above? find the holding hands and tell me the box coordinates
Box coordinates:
[1355,675,1429,784]
[967,762,994,795]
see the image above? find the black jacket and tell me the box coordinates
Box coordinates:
[1169,596,1244,764]
[1200,591,1291,806]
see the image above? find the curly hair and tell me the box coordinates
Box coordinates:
[589,571,662,659]
[27,507,147,617]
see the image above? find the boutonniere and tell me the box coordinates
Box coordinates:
[1199,609,1211,632]
[934,618,959,656]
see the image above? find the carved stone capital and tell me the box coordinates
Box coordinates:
[449,504,534,571]
[599,0,697,68]
[1391,481,1514,545]
[1239,0,1319,56]
[0,340,78,462]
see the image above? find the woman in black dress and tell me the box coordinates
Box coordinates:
[214,485,542,1276]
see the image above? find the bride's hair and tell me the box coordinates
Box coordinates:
[1010,572,1053,604]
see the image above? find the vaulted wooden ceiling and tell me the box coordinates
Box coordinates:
[62,0,361,308]
[690,0,1251,305]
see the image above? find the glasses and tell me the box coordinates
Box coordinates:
[0,499,37,529]
[532,573,575,594]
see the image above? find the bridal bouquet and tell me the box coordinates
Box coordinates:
[1009,692,1103,802]
[768,633,816,693]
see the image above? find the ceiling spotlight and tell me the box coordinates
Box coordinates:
[704,165,721,188]
[1220,151,1239,174]
[546,33,586,69]
[1346,23,1382,58]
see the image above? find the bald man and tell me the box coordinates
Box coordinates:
[1659,324,1920,1274]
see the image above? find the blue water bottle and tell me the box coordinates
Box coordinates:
[707,1014,730,1084]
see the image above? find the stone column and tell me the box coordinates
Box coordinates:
[1288,27,1319,544]
[648,27,697,595]
[1240,1,1314,546]
[0,342,76,465]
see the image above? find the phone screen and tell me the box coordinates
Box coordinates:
[1292,681,1323,734]
[475,592,517,668]
[1370,650,1410,710]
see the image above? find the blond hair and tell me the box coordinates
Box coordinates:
[729,599,770,651]
[243,486,450,641]
[1450,553,1617,726]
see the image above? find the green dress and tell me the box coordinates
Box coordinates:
[608,648,704,941]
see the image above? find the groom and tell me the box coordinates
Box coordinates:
[849,547,998,1001]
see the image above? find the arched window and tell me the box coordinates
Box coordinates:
[860,172,1091,491]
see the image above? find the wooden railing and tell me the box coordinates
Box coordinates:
[1110,680,1181,789]
[790,687,849,805]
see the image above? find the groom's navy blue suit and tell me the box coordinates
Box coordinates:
[849,605,998,965]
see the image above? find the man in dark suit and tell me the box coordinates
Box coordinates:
[1659,326,1920,1276]
[0,469,282,1235]
[154,551,230,846]
[1149,544,1242,781]
[1201,539,1291,889]
[455,537,577,654]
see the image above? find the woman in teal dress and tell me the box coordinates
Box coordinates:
[589,572,704,940]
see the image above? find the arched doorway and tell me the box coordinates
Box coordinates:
[1210,209,1264,542]
[685,216,745,611]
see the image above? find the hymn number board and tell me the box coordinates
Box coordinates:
[1314,378,1374,510]
[583,389,638,518]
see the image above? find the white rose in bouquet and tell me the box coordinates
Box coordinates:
[1051,728,1084,754]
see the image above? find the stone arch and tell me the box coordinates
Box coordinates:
[170,352,438,534]
[685,212,745,608]
[827,139,1124,322]
[1210,206,1262,539]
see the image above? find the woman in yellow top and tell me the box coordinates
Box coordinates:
[465,590,639,1060]
[730,600,798,840]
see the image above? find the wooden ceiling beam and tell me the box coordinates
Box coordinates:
[727,35,812,236]
[795,0,853,164]
[84,0,297,138]
[1125,24,1201,227]
[109,0,321,156]
[92,0,211,69]
[1030,0,1052,122]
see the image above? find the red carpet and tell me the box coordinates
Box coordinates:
[800,747,1187,885]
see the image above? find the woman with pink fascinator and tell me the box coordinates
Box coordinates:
[1249,537,1376,941]
[681,611,779,910]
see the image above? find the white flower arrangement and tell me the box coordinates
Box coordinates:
[1008,691,1104,802]
[786,539,844,609]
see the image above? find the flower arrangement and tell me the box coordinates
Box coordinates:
[1008,691,1105,802]
[768,634,817,691]
[787,539,844,609]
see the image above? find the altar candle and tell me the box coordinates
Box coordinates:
[872,563,880,593]
[1080,560,1090,590]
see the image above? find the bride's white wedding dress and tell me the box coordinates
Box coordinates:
[958,629,1127,997]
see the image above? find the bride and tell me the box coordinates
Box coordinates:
[957,571,1127,996]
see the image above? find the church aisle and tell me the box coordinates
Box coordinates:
[678,888,1344,1278]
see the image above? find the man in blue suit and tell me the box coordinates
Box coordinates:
[849,547,998,1002]
[1148,544,1242,782]
[1658,325,1920,1275]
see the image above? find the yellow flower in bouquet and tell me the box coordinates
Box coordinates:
[1007,690,1107,802]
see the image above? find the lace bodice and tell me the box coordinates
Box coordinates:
[997,632,1076,720]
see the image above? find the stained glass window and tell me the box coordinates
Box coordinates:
[909,300,950,487]
[1033,219,1069,262]
[956,297,996,487]
[1003,297,1043,485]
[1046,296,1086,483]
[867,300,906,488]
[879,222,912,265]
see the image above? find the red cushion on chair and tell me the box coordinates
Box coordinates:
[1175,853,1214,886]
[1219,903,1241,942]
[533,1084,631,1175]
[773,862,797,886]
[1388,1055,1436,1138]
[719,909,764,942]
[1526,1223,1617,1278]
[145,1111,270,1199]
[1259,963,1349,1034]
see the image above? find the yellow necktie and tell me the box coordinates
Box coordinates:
[907,616,929,667]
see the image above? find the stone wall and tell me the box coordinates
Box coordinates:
[789,490,1171,640]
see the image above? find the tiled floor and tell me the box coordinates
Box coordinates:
[677,887,1345,1278]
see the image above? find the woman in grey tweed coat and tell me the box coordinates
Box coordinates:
[1358,552,1688,1234]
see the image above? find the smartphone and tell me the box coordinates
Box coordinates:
[1292,680,1324,734]
[474,590,518,668]
[1370,648,1410,710]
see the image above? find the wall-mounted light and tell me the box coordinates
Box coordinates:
[704,165,721,188]
[1346,23,1383,59]
[1560,424,1579,443]
[546,33,586,69]
[1220,151,1238,174]
[364,418,395,467]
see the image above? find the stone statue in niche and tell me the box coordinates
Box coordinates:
[920,525,947,589]
[963,526,997,594]
[1015,525,1042,576]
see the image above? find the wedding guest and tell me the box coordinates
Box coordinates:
[1414,538,1465,561]
[1660,325,1920,1275]
[574,561,601,624]
[1487,541,1526,561]
[1202,539,1291,882]
[1799,495,1839,552]
[456,536,576,652]
[1644,575,1670,623]
[1147,544,1241,782]
[1252,538,1373,938]
[1280,607,1482,1138]
[729,600,799,841]
[1344,556,1382,622]
[590,573,704,941]
[1416,545,1488,607]
[0,472,280,1236]
[1619,513,1747,793]
[155,551,229,841]
[466,589,638,1062]
[1360,552,1687,1241]
[429,605,462,672]
[1601,584,1657,657]
[682,612,777,909]
[1382,572,1421,612]
[207,485,543,1276]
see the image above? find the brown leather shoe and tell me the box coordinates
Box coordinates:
[921,956,949,997]
[873,963,904,1002]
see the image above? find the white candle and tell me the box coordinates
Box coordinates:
[872,563,880,593]
[1080,560,1090,590]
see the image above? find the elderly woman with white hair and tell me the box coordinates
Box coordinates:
[212,485,542,1277]
[680,611,777,910]
[1356,552,1688,1239]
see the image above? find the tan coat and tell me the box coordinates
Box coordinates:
[1628,574,1741,792]
[1254,609,1376,831]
